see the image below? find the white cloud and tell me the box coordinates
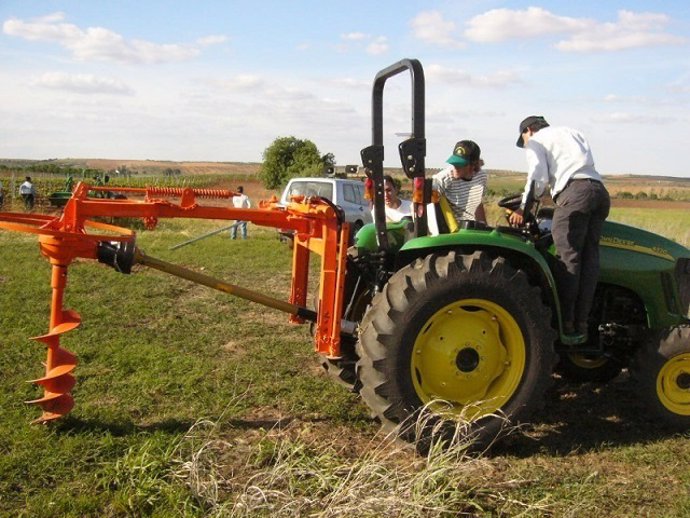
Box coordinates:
[330,77,370,89]
[30,72,134,95]
[337,32,388,55]
[463,7,685,52]
[196,35,228,46]
[603,94,647,103]
[366,36,389,55]
[341,32,368,41]
[556,11,685,52]
[426,64,520,88]
[410,11,465,48]
[592,112,678,124]
[668,85,690,94]
[465,7,587,42]
[215,74,264,91]
[2,12,224,64]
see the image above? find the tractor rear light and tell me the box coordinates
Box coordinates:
[412,177,425,203]
[364,178,374,201]
[412,177,439,204]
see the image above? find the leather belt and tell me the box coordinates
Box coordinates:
[554,178,600,203]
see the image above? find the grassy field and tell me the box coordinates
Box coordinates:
[1,181,690,517]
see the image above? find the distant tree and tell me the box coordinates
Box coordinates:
[259,136,333,189]
[321,152,336,168]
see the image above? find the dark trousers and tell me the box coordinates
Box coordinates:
[551,179,611,331]
[21,193,35,210]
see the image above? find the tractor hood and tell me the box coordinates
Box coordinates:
[599,220,690,262]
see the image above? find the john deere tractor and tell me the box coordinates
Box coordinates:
[329,59,690,447]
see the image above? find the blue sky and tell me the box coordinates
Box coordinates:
[1,1,689,177]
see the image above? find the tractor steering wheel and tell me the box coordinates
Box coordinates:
[497,183,537,229]
[497,193,523,212]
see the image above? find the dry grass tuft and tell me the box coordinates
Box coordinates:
[171,402,553,517]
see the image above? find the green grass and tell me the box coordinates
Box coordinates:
[1,204,690,517]
[609,207,690,247]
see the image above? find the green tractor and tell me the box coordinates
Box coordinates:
[331,59,690,448]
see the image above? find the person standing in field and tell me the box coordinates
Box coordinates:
[0,179,4,209]
[509,115,610,343]
[230,186,251,239]
[19,176,36,211]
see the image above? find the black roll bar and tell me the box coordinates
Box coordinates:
[360,58,428,251]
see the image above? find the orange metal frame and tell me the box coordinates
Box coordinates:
[0,182,350,423]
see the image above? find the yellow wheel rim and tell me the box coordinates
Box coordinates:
[410,298,526,421]
[656,353,690,416]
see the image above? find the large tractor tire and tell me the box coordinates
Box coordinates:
[632,326,690,429]
[357,250,557,449]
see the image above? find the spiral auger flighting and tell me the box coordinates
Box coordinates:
[0,211,134,425]
[26,263,80,423]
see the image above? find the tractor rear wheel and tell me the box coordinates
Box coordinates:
[632,326,690,429]
[357,251,556,449]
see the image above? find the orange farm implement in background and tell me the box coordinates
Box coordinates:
[0,182,353,423]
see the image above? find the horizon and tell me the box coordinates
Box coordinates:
[3,156,690,182]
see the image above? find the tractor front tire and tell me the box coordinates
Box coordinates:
[357,251,556,449]
[632,326,690,429]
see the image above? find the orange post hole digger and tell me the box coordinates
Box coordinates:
[0,182,353,423]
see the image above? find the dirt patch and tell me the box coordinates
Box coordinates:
[221,340,249,358]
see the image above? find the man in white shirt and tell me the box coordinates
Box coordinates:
[372,175,412,223]
[509,116,610,343]
[432,140,487,226]
[19,176,36,211]
[230,186,251,239]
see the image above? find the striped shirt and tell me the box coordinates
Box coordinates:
[432,166,487,223]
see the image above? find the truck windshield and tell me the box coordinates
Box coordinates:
[288,181,334,200]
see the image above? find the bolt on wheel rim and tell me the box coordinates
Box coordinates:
[656,353,690,416]
[411,298,526,421]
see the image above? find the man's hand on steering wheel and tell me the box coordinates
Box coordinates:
[508,208,524,226]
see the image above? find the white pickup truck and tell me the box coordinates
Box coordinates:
[278,177,372,244]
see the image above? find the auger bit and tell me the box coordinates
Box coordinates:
[0,212,135,423]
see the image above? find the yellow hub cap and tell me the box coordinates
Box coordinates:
[410,298,526,421]
[656,353,690,416]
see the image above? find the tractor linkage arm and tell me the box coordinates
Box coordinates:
[0,182,352,423]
